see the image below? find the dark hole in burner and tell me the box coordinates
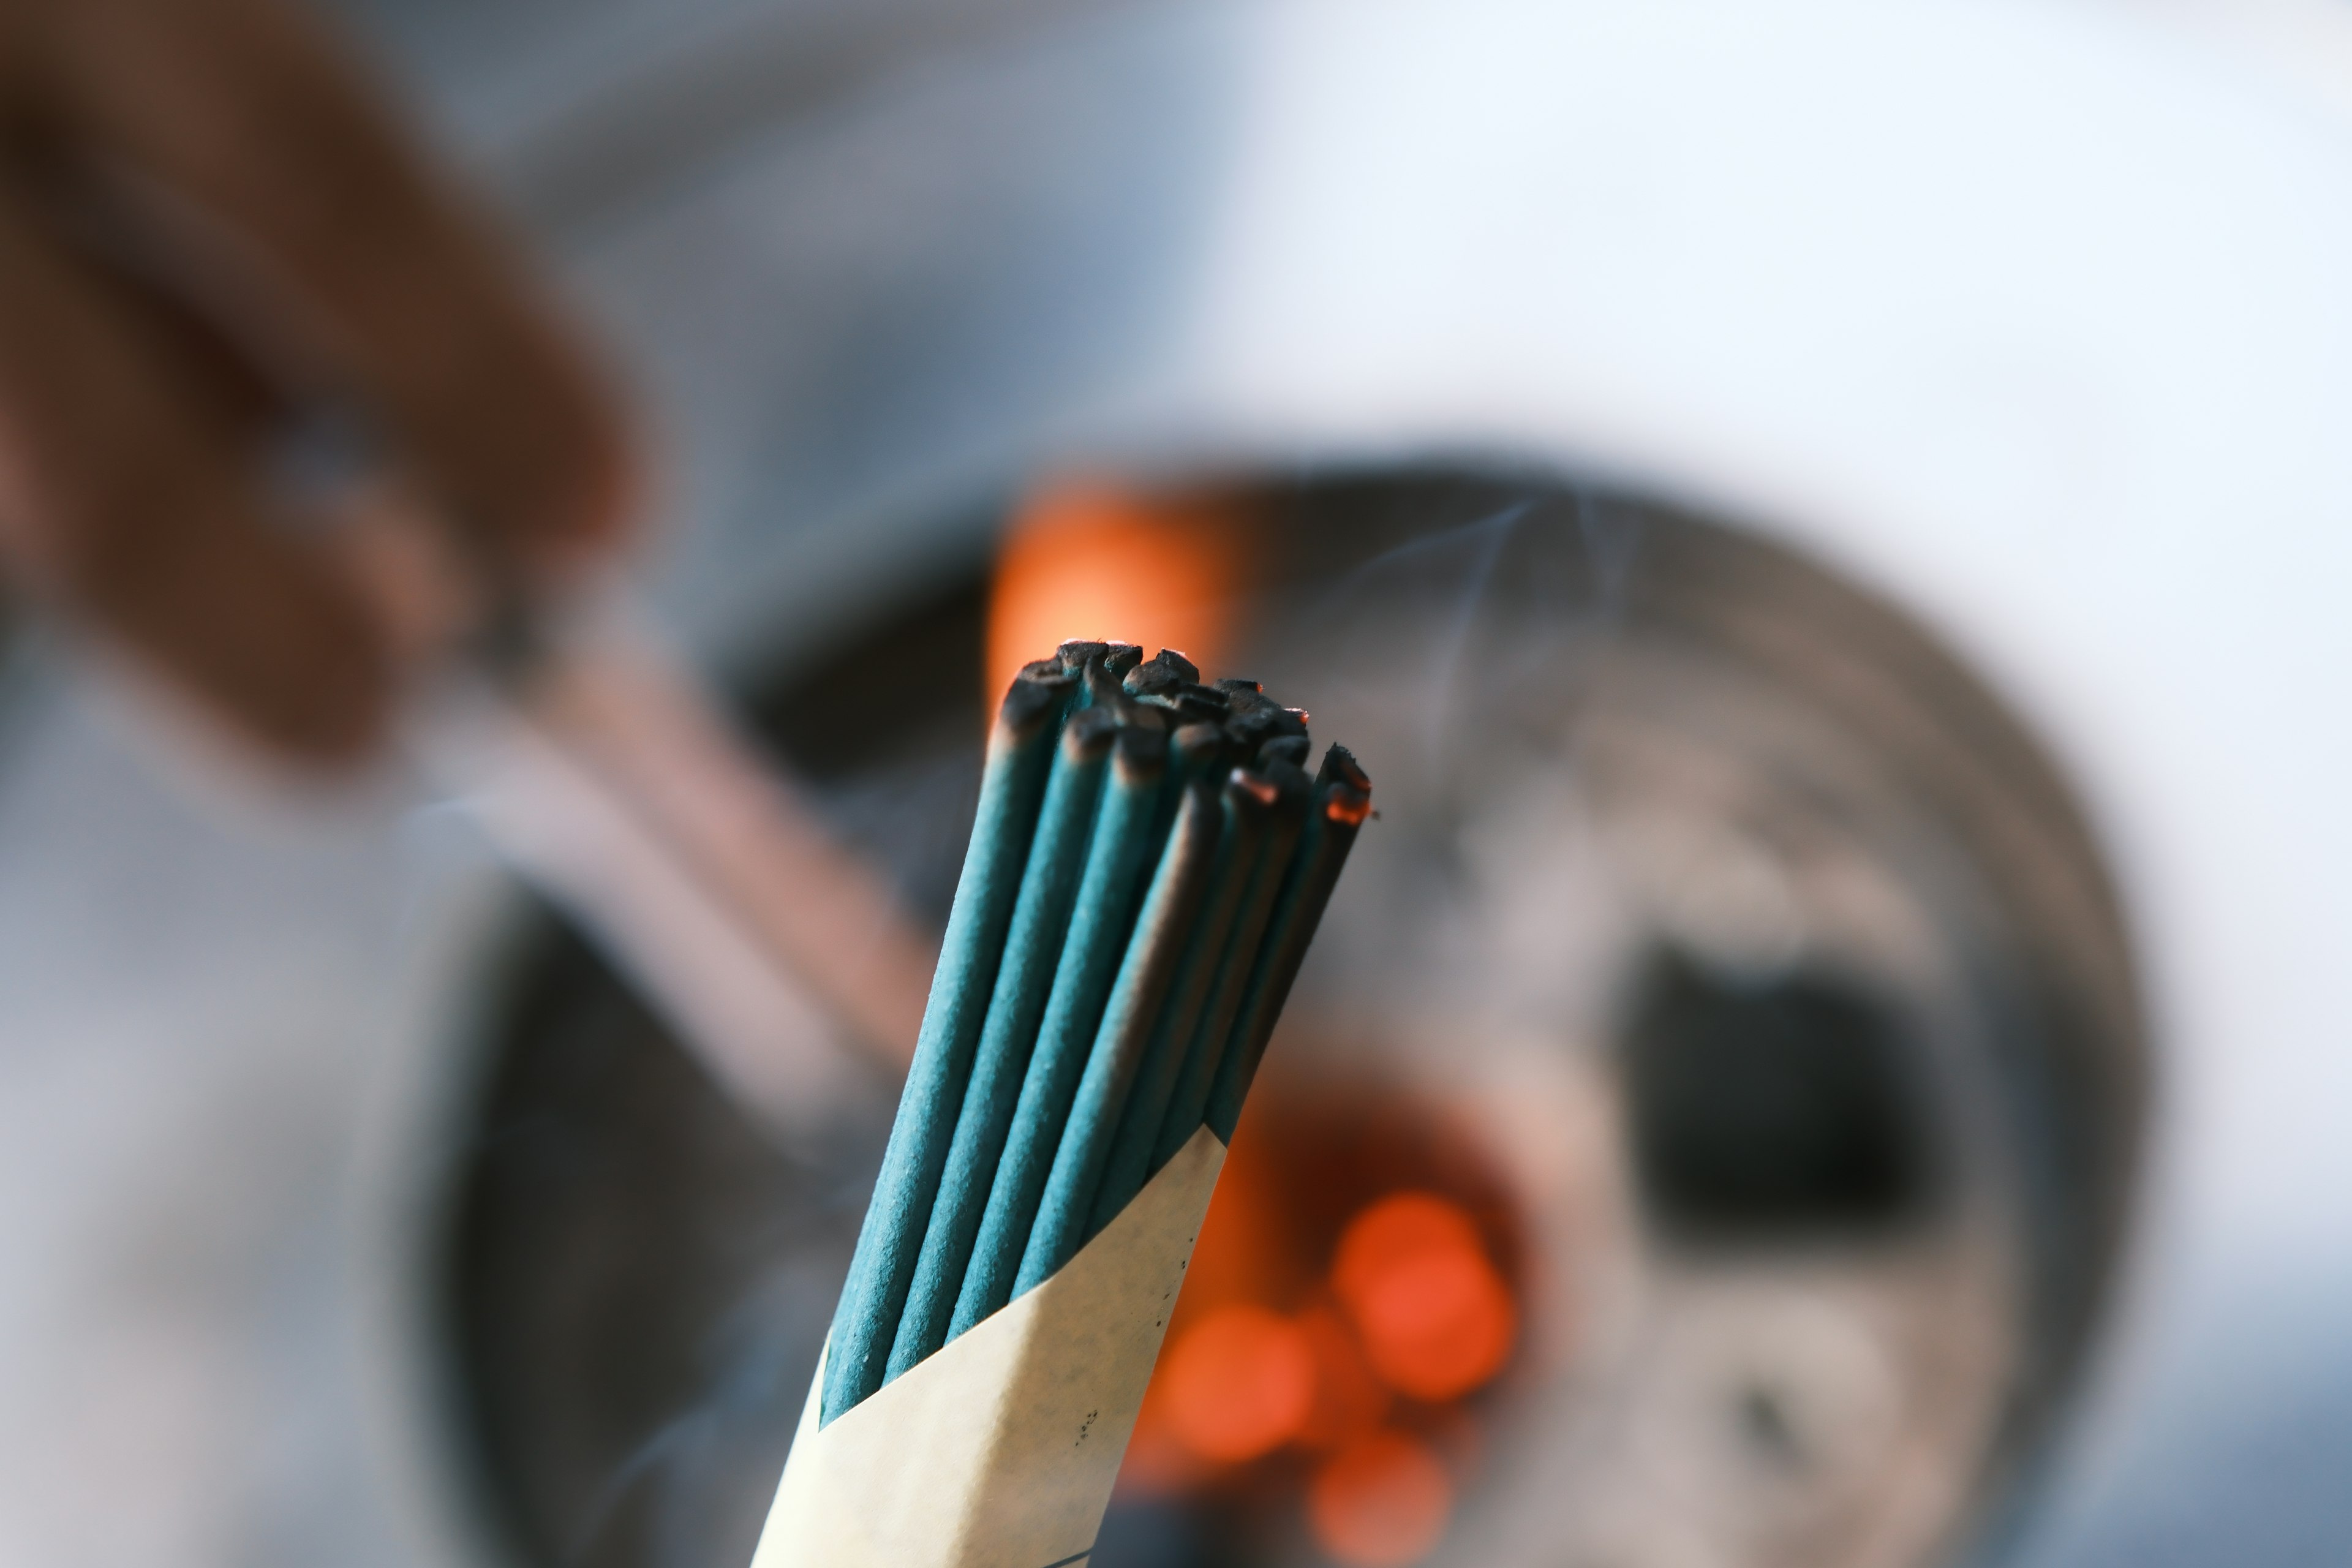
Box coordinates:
[1621,947,1935,1239]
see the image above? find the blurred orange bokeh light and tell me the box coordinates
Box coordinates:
[1331,1193,1517,1402]
[983,477,1243,703]
[1159,1303,1317,1463]
[1308,1428,1455,1568]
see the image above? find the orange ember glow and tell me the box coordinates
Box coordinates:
[983,477,1245,703]
[1308,1429,1455,1567]
[1332,1193,1518,1402]
[1160,1304,1317,1463]
[1294,1303,1393,1452]
[1117,1072,1525,1562]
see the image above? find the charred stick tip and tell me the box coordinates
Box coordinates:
[1112,723,1170,784]
[1260,756,1315,805]
[1226,767,1284,812]
[1062,704,1118,760]
[1323,782,1374,827]
[1317,742,1371,793]
[998,671,1069,736]
[1256,735,1312,770]
[1123,648,1204,699]
[1226,707,1309,750]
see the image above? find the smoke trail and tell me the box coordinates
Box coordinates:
[1415,500,1529,759]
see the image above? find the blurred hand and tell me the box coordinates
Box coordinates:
[0,0,635,763]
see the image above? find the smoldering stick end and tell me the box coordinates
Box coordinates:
[1259,756,1314,806]
[999,669,1071,736]
[1226,705,1309,751]
[1224,766,1284,813]
[1112,722,1170,783]
[1063,704,1118,760]
[1317,742,1371,793]
[1083,660,1152,722]
[1123,649,1204,699]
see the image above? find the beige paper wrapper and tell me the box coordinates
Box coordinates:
[750,1125,1227,1568]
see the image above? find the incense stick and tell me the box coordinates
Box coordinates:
[949,721,1170,1338]
[1202,745,1371,1143]
[1151,759,1310,1169]
[1018,778,1223,1291]
[821,644,1370,1435]
[884,706,1116,1379]
[822,669,1074,1422]
[1087,767,1280,1238]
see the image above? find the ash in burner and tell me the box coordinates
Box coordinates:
[1621,949,1937,1241]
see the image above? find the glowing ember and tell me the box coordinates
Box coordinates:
[1332,1193,1517,1402]
[1160,1304,1318,1462]
[983,478,1243,702]
[1294,1302,1393,1451]
[1308,1428,1455,1567]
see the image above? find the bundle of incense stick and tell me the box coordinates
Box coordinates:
[752,643,1370,1568]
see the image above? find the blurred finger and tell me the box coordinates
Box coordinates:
[0,186,391,761]
[37,0,636,575]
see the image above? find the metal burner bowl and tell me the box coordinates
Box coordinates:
[406,467,2142,1568]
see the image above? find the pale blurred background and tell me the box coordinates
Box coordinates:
[3,2,2351,1566]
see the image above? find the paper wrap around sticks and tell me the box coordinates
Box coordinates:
[755,1127,1224,1568]
[756,644,1369,1568]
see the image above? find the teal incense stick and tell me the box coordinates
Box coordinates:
[1018,780,1223,1292]
[1086,767,1279,1238]
[1202,745,1372,1144]
[820,669,1072,1423]
[1150,760,1311,1170]
[949,722,1171,1338]
[883,707,1116,1379]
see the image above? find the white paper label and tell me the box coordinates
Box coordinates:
[750,1125,1227,1568]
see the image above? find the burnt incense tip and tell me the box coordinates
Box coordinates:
[1183,682,1234,710]
[1063,704,1118,760]
[1323,781,1374,827]
[1173,724,1243,791]
[1084,660,1167,730]
[1257,734,1312,770]
[998,671,1068,736]
[1083,658,1124,703]
[1224,767,1284,812]
[1123,648,1204,700]
[1226,706,1310,750]
[1057,639,1109,672]
[1171,720,1236,766]
[1219,684,1275,715]
[1317,742,1371,793]
[1260,756,1315,803]
[1101,643,1144,677]
[1112,722,1170,783]
[1143,691,1229,726]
